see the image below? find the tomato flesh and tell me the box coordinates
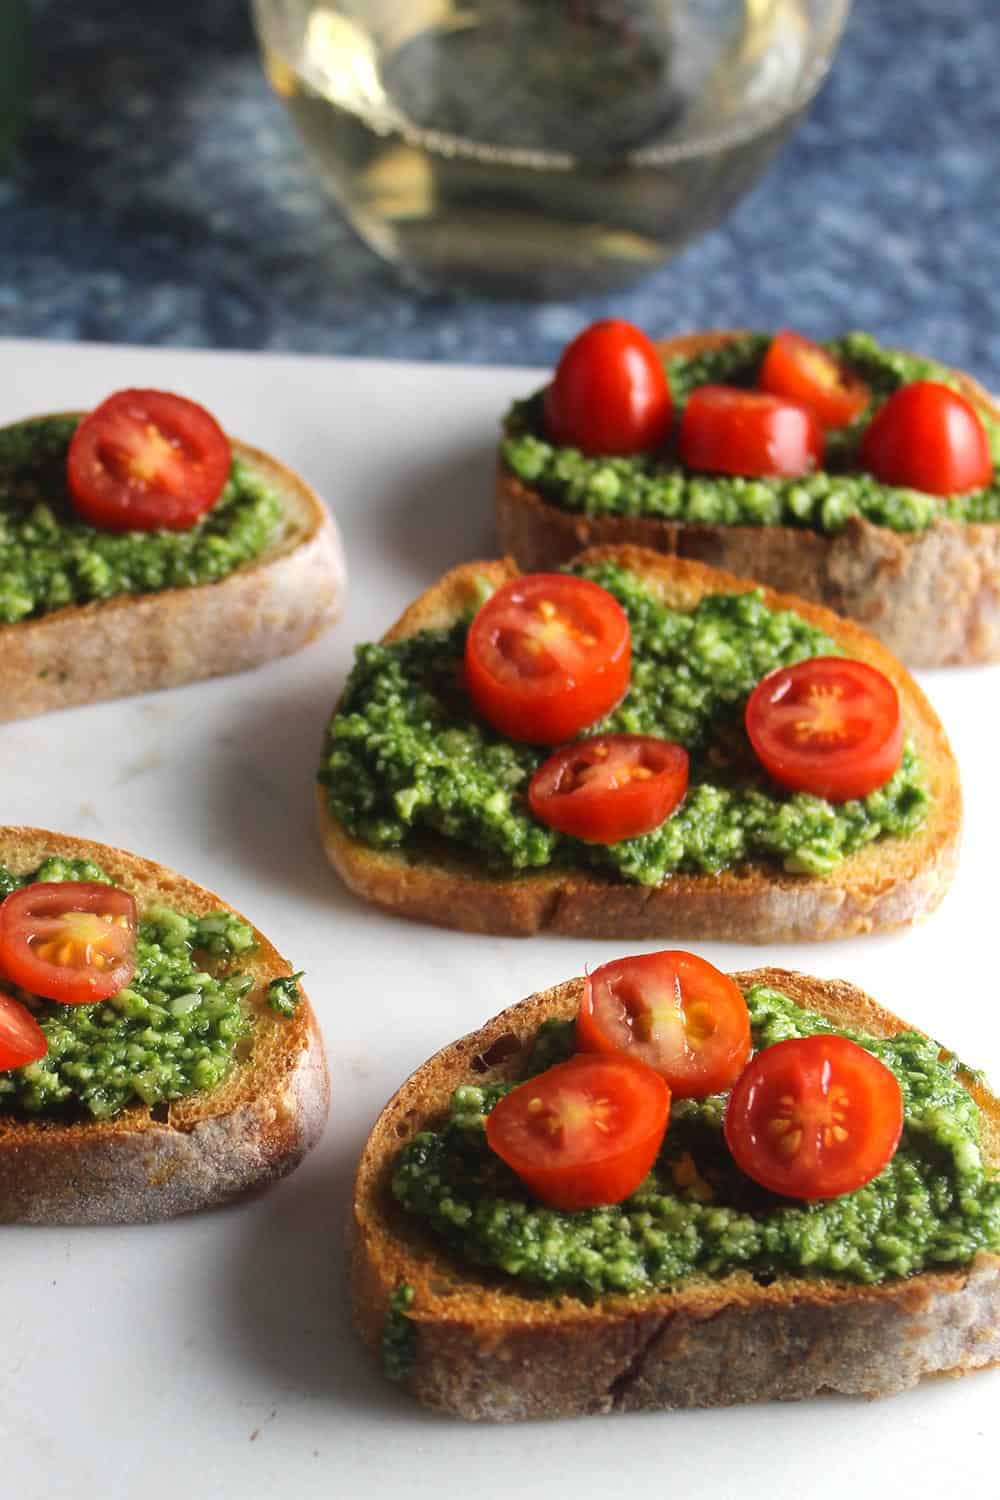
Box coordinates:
[529,734,688,843]
[543,319,673,456]
[745,655,903,802]
[67,388,231,531]
[0,882,138,1005]
[0,990,47,1070]
[464,574,631,744]
[577,950,751,1099]
[724,1034,903,1199]
[860,380,992,496]
[757,330,870,428]
[679,384,824,478]
[485,1052,670,1210]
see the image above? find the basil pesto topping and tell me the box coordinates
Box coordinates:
[501,331,1000,534]
[320,561,928,885]
[0,859,292,1121]
[0,415,284,623]
[392,987,1000,1292]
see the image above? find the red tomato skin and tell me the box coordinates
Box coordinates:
[464,574,631,744]
[577,950,750,1099]
[860,380,992,496]
[724,1034,904,1200]
[543,320,673,457]
[745,655,903,803]
[679,384,824,478]
[758,330,870,428]
[67,388,231,532]
[0,990,48,1070]
[0,882,138,1005]
[485,1053,671,1210]
[528,735,688,843]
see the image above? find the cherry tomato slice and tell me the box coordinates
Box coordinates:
[724,1034,903,1200]
[745,655,903,803]
[529,734,688,843]
[757,330,870,429]
[859,380,993,496]
[542,319,673,456]
[0,990,47,1070]
[67,388,231,531]
[0,882,138,1005]
[679,384,824,479]
[486,1052,670,1210]
[577,950,750,1099]
[464,574,631,744]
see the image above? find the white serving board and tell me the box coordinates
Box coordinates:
[1,337,996,1500]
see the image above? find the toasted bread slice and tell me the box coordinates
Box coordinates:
[1,423,347,722]
[351,967,1000,1420]
[317,546,961,942]
[0,827,329,1224]
[497,332,1000,666]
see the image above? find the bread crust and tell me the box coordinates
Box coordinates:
[317,547,961,942]
[1,425,347,722]
[350,968,1000,1420]
[0,827,330,1224]
[496,331,1000,666]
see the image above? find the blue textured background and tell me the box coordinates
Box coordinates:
[2,0,998,382]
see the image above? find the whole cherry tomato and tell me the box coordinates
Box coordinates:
[542,320,673,456]
[860,380,992,495]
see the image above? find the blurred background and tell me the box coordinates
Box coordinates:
[1,0,997,382]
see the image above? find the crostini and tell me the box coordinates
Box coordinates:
[497,326,1000,666]
[0,826,329,1224]
[351,957,1000,1419]
[0,389,346,721]
[317,546,960,941]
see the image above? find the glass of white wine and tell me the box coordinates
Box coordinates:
[251,0,851,296]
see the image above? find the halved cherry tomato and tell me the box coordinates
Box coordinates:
[679,384,824,478]
[0,882,138,1005]
[529,734,688,843]
[542,319,673,456]
[745,655,903,802]
[577,950,750,1099]
[67,388,231,531]
[464,574,631,744]
[724,1034,903,1199]
[757,330,870,429]
[860,380,992,496]
[485,1052,670,1210]
[0,991,47,1070]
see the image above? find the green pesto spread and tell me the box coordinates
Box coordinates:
[320,561,927,885]
[0,415,284,623]
[0,858,288,1121]
[392,986,1000,1292]
[501,331,1000,534]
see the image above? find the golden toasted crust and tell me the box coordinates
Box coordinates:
[350,967,1000,1420]
[317,547,961,941]
[0,423,347,722]
[496,332,1000,666]
[0,827,330,1224]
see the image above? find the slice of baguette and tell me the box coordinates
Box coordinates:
[351,967,1000,1420]
[317,545,961,942]
[1,422,347,722]
[497,331,1000,666]
[0,826,329,1225]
